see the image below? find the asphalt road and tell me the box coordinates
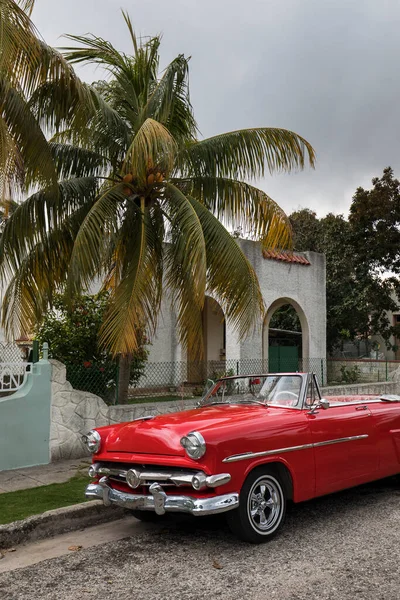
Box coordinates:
[0,477,399,600]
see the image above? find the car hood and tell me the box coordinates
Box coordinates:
[103,404,275,456]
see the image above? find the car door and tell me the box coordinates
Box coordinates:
[306,376,379,496]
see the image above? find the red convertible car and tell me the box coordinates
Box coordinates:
[84,372,400,543]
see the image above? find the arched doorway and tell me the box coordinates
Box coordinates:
[263,298,310,372]
[187,296,226,382]
[203,296,226,363]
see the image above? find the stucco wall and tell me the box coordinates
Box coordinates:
[233,241,326,362]
[140,289,185,387]
[139,240,326,375]
[146,289,183,364]
[0,360,52,471]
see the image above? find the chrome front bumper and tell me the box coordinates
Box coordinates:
[86,480,239,516]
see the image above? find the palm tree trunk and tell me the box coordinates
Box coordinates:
[117,353,132,404]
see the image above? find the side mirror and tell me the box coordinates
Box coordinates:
[308,398,330,414]
[319,398,330,410]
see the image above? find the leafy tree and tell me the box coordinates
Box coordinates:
[36,292,111,364]
[350,167,400,273]
[269,305,301,332]
[35,292,149,402]
[289,208,322,252]
[0,11,315,361]
[289,205,400,353]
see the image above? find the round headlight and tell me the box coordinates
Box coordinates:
[82,430,101,454]
[180,431,206,460]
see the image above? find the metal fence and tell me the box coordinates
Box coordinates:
[0,362,33,394]
[0,342,36,397]
[66,362,118,404]
[0,342,26,363]
[62,356,400,405]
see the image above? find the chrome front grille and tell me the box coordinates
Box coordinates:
[90,462,201,488]
[89,462,232,491]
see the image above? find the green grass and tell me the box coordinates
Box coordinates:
[0,474,91,525]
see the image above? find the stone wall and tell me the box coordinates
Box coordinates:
[321,380,400,397]
[50,360,197,461]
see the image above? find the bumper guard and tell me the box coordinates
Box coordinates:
[86,479,239,516]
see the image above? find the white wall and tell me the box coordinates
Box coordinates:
[141,240,326,372]
[236,241,326,362]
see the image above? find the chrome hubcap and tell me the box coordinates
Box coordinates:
[247,477,282,532]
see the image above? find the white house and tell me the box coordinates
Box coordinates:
[143,239,326,386]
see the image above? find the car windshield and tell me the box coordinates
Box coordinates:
[200,375,302,408]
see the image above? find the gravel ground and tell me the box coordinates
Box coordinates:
[0,477,399,600]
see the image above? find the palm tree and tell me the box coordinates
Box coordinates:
[0,0,119,201]
[0,0,76,200]
[0,11,316,362]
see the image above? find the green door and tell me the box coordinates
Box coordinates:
[269,346,299,373]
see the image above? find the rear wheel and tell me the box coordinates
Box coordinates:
[227,467,287,543]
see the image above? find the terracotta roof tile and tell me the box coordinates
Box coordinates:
[262,250,311,266]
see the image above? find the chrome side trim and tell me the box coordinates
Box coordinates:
[85,482,239,516]
[222,435,369,463]
[313,434,369,448]
[223,443,313,463]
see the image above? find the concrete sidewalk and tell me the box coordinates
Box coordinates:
[0,458,91,494]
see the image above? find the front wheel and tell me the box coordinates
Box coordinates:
[227,467,287,543]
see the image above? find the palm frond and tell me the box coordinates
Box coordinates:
[49,142,110,180]
[63,14,162,123]
[0,75,57,191]
[163,183,206,357]
[99,198,163,355]
[120,11,139,56]
[29,79,91,134]
[0,0,39,88]
[63,26,157,112]
[0,114,24,198]
[180,128,316,180]
[188,195,265,339]
[123,118,177,183]
[172,176,292,249]
[0,2,88,108]
[51,125,126,170]
[88,85,130,145]
[142,54,197,142]
[30,78,129,149]
[66,183,125,297]
[1,203,93,338]
[0,177,99,282]
[16,0,34,14]
[62,32,133,71]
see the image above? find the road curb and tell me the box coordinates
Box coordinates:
[0,501,127,550]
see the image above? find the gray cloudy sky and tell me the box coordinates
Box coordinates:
[32,0,400,217]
